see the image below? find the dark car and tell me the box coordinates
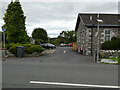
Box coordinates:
[41,43,56,49]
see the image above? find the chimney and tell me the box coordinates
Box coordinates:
[97,13,99,18]
[15,0,19,2]
[90,16,93,21]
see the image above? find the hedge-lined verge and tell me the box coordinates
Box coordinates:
[8,43,45,55]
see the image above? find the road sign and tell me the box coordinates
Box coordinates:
[2,28,6,31]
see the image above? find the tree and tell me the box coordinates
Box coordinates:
[51,30,76,45]
[3,0,29,44]
[67,30,76,43]
[58,30,76,44]
[32,28,48,44]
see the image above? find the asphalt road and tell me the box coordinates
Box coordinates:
[2,47,118,88]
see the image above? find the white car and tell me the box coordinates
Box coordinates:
[60,43,67,47]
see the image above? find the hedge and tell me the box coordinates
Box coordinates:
[9,43,45,55]
[101,37,120,50]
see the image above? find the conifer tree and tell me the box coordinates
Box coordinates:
[3,0,29,43]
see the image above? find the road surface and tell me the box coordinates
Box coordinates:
[2,47,119,88]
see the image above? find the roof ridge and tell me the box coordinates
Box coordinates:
[78,13,119,15]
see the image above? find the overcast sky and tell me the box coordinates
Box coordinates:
[0,0,119,38]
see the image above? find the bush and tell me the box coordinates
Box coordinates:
[6,43,14,50]
[9,43,45,55]
[101,37,120,50]
[9,43,22,56]
[23,44,45,54]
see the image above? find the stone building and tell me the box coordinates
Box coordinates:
[30,37,35,44]
[75,13,120,56]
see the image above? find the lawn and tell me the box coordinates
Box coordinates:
[101,57,120,65]
[104,57,120,61]
[108,57,120,61]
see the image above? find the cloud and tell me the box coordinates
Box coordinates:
[1,0,119,38]
[83,2,118,13]
[1,0,119,2]
[23,2,77,23]
[0,20,4,30]
[26,19,76,37]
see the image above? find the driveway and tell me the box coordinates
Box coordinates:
[2,47,119,88]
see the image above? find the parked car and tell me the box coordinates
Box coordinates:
[41,43,56,49]
[67,43,73,47]
[60,43,67,47]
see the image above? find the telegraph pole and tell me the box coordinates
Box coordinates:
[96,14,103,62]
[2,28,6,58]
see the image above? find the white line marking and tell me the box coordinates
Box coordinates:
[30,81,120,88]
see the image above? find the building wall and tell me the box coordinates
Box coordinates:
[76,22,119,56]
[92,27,120,55]
[76,21,92,55]
[91,27,119,56]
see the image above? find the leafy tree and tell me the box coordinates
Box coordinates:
[32,28,48,44]
[67,31,76,43]
[3,0,29,44]
[51,30,76,45]
[58,30,76,43]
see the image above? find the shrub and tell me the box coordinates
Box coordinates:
[23,44,45,54]
[101,37,120,50]
[9,43,45,55]
[6,43,14,50]
[9,43,22,56]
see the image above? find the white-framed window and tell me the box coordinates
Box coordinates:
[104,29,112,42]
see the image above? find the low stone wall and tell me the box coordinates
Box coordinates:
[3,50,43,57]
[3,49,55,58]
[100,50,120,58]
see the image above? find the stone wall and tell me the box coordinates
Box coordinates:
[100,50,120,58]
[76,19,87,54]
[92,27,119,56]
[76,22,119,56]
[76,21,93,55]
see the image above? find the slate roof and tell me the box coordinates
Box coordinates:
[75,13,120,31]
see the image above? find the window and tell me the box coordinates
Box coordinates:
[104,30,111,41]
[105,30,110,34]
